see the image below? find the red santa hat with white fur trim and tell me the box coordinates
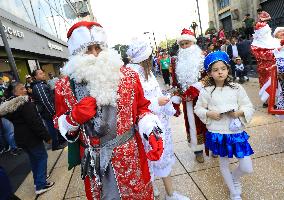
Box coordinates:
[67,21,107,56]
[177,28,197,44]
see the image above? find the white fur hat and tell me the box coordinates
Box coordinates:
[273,27,284,37]
[126,40,152,63]
[177,28,197,44]
[67,21,107,56]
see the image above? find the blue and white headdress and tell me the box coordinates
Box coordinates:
[204,51,230,72]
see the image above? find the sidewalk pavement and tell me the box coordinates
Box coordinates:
[14,78,284,200]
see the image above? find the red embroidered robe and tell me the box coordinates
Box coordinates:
[251,45,276,88]
[54,67,154,200]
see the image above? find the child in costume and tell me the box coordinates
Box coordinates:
[194,51,255,200]
[127,40,189,200]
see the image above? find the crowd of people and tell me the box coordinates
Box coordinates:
[0,9,284,200]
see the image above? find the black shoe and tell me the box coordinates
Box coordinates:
[263,103,268,108]
[35,182,55,195]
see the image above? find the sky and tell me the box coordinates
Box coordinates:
[90,0,209,47]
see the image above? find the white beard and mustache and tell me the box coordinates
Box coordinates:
[61,49,123,106]
[176,44,204,91]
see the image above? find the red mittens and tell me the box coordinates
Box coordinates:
[146,133,164,161]
[67,97,97,125]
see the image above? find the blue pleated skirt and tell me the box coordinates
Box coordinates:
[205,131,254,158]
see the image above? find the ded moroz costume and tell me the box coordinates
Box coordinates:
[251,22,281,102]
[172,29,207,162]
[54,21,164,200]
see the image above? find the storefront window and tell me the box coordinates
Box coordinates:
[0,0,36,25]
[30,0,58,37]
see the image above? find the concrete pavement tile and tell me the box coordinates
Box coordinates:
[15,173,36,200]
[190,153,284,200]
[171,116,188,144]
[154,174,206,200]
[47,149,62,172]
[38,166,73,200]
[170,157,187,176]
[174,141,225,173]
[246,111,282,128]
[54,147,68,169]
[247,122,284,158]
[65,166,85,199]
[65,195,87,200]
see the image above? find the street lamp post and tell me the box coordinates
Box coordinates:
[195,0,205,49]
[190,22,198,37]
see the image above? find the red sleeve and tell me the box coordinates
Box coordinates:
[53,77,70,129]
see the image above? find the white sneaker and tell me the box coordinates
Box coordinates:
[165,191,190,200]
[153,184,160,197]
[35,182,55,195]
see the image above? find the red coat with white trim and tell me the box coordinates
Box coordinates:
[54,67,155,200]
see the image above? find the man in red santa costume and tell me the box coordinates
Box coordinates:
[172,29,207,163]
[53,21,164,200]
[251,22,281,107]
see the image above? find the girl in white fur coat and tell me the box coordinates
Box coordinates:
[127,40,189,200]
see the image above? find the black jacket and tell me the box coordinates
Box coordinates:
[0,96,51,148]
[227,43,241,60]
[31,80,55,120]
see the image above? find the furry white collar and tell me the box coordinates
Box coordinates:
[0,96,29,116]
[62,49,123,106]
[176,45,204,91]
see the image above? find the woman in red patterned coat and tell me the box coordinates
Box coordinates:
[54,21,164,200]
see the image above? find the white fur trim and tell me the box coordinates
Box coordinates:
[273,27,284,36]
[252,24,280,49]
[186,101,204,152]
[62,49,123,106]
[138,113,162,137]
[177,35,197,44]
[259,78,271,102]
[0,96,29,116]
[58,115,79,143]
[170,96,182,104]
[67,26,107,56]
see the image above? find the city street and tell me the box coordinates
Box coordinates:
[9,77,284,200]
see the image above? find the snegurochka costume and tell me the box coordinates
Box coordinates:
[126,40,177,179]
[54,21,164,200]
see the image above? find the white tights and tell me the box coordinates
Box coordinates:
[219,156,253,194]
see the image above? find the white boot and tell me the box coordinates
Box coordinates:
[165,191,190,200]
[232,174,242,195]
[230,192,242,200]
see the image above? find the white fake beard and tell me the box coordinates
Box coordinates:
[62,49,123,106]
[176,45,204,91]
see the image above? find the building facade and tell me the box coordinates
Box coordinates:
[208,0,284,34]
[0,0,94,83]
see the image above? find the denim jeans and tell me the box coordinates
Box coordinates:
[0,118,17,150]
[43,119,59,149]
[25,142,48,190]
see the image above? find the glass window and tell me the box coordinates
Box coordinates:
[30,0,57,37]
[218,0,230,9]
[0,0,36,25]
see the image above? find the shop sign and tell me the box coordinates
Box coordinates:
[48,41,63,51]
[2,25,24,39]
